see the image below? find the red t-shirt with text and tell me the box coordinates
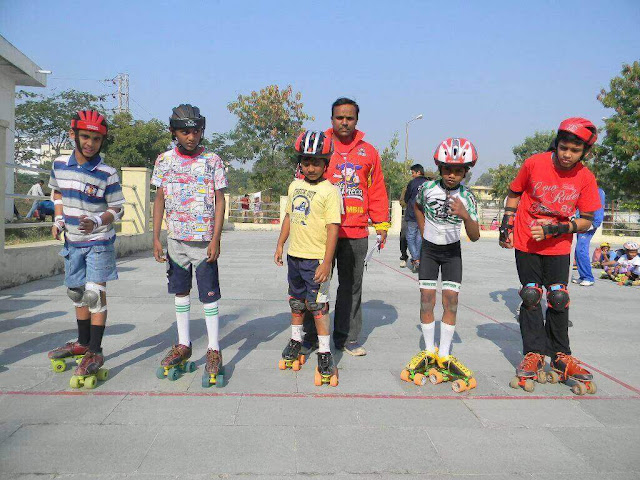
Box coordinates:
[510,152,601,255]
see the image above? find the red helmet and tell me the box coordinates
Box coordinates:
[71,110,107,136]
[433,138,477,167]
[295,131,333,160]
[557,117,597,146]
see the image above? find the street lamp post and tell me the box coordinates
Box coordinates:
[405,114,424,163]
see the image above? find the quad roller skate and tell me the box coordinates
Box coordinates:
[48,341,89,373]
[202,349,225,388]
[548,353,597,395]
[69,351,108,389]
[400,349,437,386]
[510,352,547,392]
[314,352,338,387]
[156,344,195,381]
[429,354,477,393]
[278,339,306,371]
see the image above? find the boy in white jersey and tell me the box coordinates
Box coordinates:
[409,138,480,391]
[275,131,341,386]
[152,104,228,387]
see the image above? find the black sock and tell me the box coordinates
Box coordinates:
[89,325,106,353]
[77,319,91,346]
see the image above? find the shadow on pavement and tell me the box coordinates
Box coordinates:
[476,322,523,367]
[0,311,66,335]
[489,287,521,317]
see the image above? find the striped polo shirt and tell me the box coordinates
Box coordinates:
[48,153,125,247]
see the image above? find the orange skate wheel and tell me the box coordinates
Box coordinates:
[314,368,322,386]
[292,360,301,371]
[429,370,443,385]
[329,374,339,387]
[467,377,477,390]
[587,382,597,394]
[278,359,286,370]
[413,373,426,386]
[400,369,410,382]
[451,379,466,393]
[523,379,535,392]
[299,355,306,365]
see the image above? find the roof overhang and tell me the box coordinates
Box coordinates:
[0,35,47,87]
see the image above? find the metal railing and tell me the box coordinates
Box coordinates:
[228,200,281,224]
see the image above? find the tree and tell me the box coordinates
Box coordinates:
[379,132,411,200]
[474,171,494,187]
[15,89,102,157]
[227,85,313,195]
[596,61,640,203]
[101,112,171,170]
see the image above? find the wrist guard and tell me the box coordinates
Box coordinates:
[54,215,65,232]
[499,214,514,243]
[541,220,577,239]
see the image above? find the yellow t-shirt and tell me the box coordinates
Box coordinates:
[286,178,342,260]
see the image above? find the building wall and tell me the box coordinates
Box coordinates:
[0,73,16,220]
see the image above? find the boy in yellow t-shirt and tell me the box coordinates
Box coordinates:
[275,131,342,386]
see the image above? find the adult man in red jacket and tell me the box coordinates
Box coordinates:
[303,98,390,356]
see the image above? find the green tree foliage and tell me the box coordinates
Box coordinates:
[474,171,494,186]
[102,112,171,170]
[227,85,312,195]
[596,61,640,202]
[15,89,102,157]
[379,132,411,200]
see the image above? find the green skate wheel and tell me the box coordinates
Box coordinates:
[215,374,225,388]
[84,376,98,389]
[155,366,166,379]
[97,369,108,381]
[51,359,67,373]
[168,368,179,381]
[69,376,81,389]
[201,373,211,388]
[186,361,196,373]
[219,365,225,375]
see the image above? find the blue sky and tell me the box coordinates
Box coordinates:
[1,0,639,176]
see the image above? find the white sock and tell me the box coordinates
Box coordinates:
[439,323,456,357]
[203,302,220,351]
[421,322,436,353]
[318,335,331,353]
[175,296,191,347]
[291,324,303,342]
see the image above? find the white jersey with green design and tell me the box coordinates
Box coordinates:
[415,180,478,245]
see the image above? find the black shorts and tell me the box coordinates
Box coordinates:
[287,255,330,303]
[418,239,462,292]
[166,239,221,303]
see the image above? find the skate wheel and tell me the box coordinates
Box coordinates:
[537,369,547,384]
[587,382,597,394]
[523,379,535,393]
[201,373,211,388]
[156,367,166,379]
[413,373,427,386]
[452,379,466,393]
[509,377,520,389]
[329,374,339,387]
[400,369,410,382]
[278,359,286,370]
[84,376,98,389]
[547,371,560,384]
[186,361,196,373]
[572,383,587,395]
[215,374,225,388]
[97,369,108,381]
[292,360,301,371]
[429,370,443,385]
[69,376,81,389]
[467,377,477,390]
[314,368,322,386]
[51,360,67,373]
[299,355,306,366]
[168,368,179,381]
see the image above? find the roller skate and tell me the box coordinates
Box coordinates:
[548,352,597,395]
[69,351,108,389]
[509,352,547,392]
[48,341,88,373]
[156,343,195,381]
[429,354,477,393]
[400,349,438,386]
[278,339,306,371]
[314,351,338,387]
[201,349,225,388]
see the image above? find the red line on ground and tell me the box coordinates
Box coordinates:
[373,258,640,396]
[1,390,638,400]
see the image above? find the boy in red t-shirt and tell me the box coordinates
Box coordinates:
[499,117,601,394]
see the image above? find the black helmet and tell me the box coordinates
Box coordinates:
[170,104,205,131]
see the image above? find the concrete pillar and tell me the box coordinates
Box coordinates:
[280,195,288,223]
[389,201,402,235]
[121,167,150,235]
[0,120,7,252]
[224,193,230,225]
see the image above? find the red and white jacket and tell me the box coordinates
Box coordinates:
[323,128,390,239]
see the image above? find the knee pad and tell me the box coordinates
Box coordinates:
[547,284,569,312]
[519,283,542,309]
[305,300,329,319]
[289,297,306,315]
[67,286,86,307]
[83,282,106,313]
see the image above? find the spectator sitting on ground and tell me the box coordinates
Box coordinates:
[611,241,640,284]
[592,242,617,268]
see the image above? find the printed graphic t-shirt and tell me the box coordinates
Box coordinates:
[286,179,342,260]
[510,152,601,255]
[151,147,228,241]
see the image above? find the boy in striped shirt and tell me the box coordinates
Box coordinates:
[47,110,125,382]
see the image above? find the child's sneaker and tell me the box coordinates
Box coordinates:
[579,280,594,286]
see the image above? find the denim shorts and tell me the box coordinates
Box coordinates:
[60,243,118,288]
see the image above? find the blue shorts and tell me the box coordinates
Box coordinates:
[60,243,118,288]
[166,239,221,303]
[287,255,330,303]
